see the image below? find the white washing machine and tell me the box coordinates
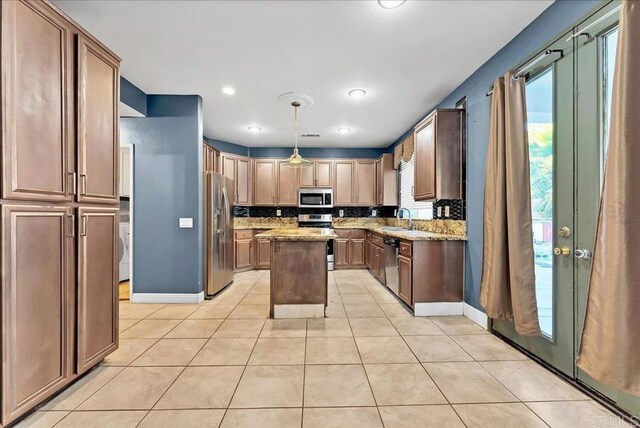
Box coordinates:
[119,222,130,282]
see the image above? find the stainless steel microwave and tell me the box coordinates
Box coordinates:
[298,188,333,208]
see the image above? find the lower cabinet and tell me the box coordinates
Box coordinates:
[234,230,253,271]
[1,204,119,425]
[334,229,367,269]
[334,237,349,268]
[398,254,412,306]
[253,230,271,269]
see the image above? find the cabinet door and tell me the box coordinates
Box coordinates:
[222,155,236,182]
[255,239,271,269]
[365,241,371,269]
[77,207,118,374]
[1,205,74,425]
[1,0,74,202]
[333,161,355,206]
[299,161,316,188]
[213,150,221,173]
[277,162,299,206]
[376,159,383,205]
[398,254,413,306]
[77,35,120,204]
[414,116,436,200]
[376,247,387,283]
[355,160,376,206]
[334,239,349,267]
[235,239,252,270]
[315,160,333,187]
[236,157,251,205]
[253,160,276,206]
[350,239,366,267]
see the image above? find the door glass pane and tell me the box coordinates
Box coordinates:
[602,28,619,182]
[526,68,554,338]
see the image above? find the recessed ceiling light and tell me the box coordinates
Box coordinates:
[247,126,262,133]
[348,89,366,98]
[377,0,406,9]
[222,86,236,95]
[337,128,351,134]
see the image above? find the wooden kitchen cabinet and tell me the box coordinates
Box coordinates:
[300,160,333,188]
[355,160,377,206]
[334,237,349,268]
[414,109,462,201]
[398,254,412,306]
[333,160,355,206]
[253,230,271,269]
[77,207,118,374]
[203,144,219,173]
[1,0,75,203]
[376,154,398,206]
[221,154,251,205]
[277,162,299,206]
[234,230,253,271]
[1,205,74,424]
[253,159,277,206]
[350,238,366,267]
[335,229,366,268]
[77,35,120,205]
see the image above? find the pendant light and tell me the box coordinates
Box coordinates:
[280,100,312,167]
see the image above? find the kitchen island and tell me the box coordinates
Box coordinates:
[255,228,337,318]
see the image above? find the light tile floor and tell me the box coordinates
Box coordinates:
[17,269,632,428]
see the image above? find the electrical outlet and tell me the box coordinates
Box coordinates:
[394,209,397,217]
[179,217,193,228]
[444,206,450,218]
[276,209,282,217]
[371,209,377,217]
[437,207,442,217]
[339,209,344,217]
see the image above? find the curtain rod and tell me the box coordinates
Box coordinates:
[566,4,621,41]
[485,49,564,97]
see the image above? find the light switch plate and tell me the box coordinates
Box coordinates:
[444,206,450,217]
[339,210,344,217]
[179,217,193,228]
[437,207,442,217]
[276,209,282,217]
[371,209,377,217]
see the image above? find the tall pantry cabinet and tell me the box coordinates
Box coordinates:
[0,1,121,425]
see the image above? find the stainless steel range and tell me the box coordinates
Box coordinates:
[298,214,334,271]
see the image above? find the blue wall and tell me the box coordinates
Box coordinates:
[120,77,147,116]
[390,0,600,310]
[121,95,204,295]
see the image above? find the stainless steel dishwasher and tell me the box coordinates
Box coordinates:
[383,237,400,296]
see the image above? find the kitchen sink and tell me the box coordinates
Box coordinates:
[379,226,407,231]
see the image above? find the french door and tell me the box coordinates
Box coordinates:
[492,1,639,418]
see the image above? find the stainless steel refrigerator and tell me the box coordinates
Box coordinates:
[204,172,234,297]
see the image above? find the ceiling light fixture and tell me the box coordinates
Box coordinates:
[348,88,366,98]
[222,86,236,95]
[337,127,351,134]
[278,101,313,167]
[247,126,262,133]
[377,0,406,9]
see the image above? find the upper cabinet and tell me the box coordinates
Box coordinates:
[414,109,462,201]
[333,160,356,206]
[355,160,376,206]
[1,0,75,202]
[221,153,251,205]
[299,160,333,188]
[277,162,299,206]
[253,159,276,206]
[202,144,220,173]
[77,35,120,204]
[376,154,398,206]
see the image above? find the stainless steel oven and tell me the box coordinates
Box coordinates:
[298,188,333,208]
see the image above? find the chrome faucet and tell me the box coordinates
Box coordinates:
[396,207,414,230]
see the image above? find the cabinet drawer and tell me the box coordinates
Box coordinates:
[235,230,253,240]
[350,229,366,239]
[334,229,351,238]
[371,234,384,248]
[400,241,412,257]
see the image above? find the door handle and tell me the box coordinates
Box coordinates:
[553,246,571,257]
[574,248,592,260]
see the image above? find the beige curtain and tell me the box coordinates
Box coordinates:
[480,71,541,336]
[577,1,640,396]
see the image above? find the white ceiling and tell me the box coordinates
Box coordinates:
[54,0,553,148]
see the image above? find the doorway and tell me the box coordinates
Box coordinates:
[491,1,639,419]
[119,143,133,301]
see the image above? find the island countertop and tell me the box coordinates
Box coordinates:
[255,227,337,241]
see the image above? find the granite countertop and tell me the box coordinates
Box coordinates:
[255,227,338,241]
[332,221,467,241]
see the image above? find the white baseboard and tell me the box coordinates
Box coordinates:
[463,303,489,330]
[414,302,463,316]
[273,304,325,319]
[131,291,204,304]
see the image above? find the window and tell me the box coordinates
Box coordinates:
[398,153,433,219]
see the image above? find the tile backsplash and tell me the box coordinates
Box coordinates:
[433,199,465,220]
[233,206,397,218]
